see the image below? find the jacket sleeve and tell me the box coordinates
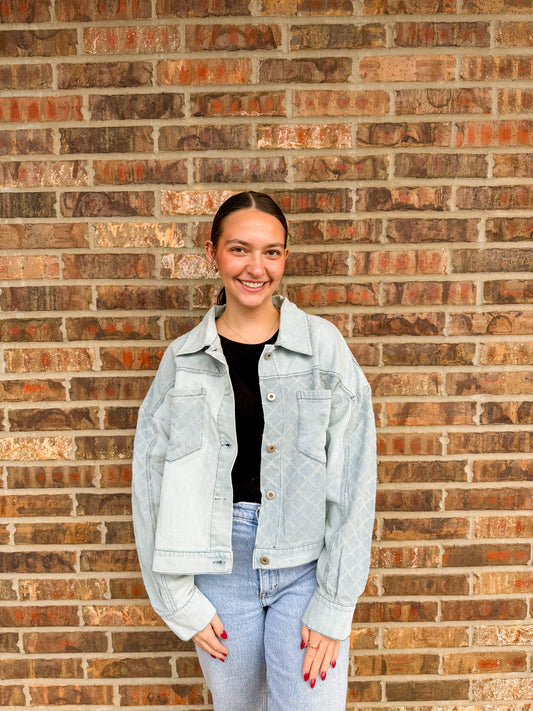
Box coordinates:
[301,350,376,641]
[131,346,216,641]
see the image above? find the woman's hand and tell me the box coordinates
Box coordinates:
[300,624,340,688]
[192,614,228,662]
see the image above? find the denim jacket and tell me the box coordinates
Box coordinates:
[132,296,376,641]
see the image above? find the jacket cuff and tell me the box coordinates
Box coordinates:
[301,589,354,641]
[162,586,217,641]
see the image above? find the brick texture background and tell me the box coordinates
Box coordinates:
[1,0,532,709]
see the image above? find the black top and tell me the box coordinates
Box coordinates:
[219,331,278,503]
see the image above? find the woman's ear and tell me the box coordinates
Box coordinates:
[205,240,216,266]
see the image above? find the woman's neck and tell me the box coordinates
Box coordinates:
[216,301,280,344]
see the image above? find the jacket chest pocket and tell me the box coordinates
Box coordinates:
[166,390,205,461]
[296,390,331,464]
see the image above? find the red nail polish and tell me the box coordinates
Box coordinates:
[210,654,216,659]
[300,640,305,650]
[331,659,336,669]
[219,656,225,662]
[321,671,326,681]
[221,630,228,640]
[303,672,309,682]
[310,678,316,689]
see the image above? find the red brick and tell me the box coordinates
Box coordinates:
[0,128,53,155]
[0,192,56,219]
[361,55,455,82]
[448,372,533,396]
[0,63,52,89]
[192,91,285,117]
[450,430,533,455]
[82,603,160,627]
[493,152,533,177]
[96,284,189,310]
[473,459,533,481]
[194,156,287,183]
[106,521,135,544]
[363,0,456,12]
[24,631,107,654]
[357,121,452,146]
[385,401,475,426]
[186,23,281,50]
[441,598,527,621]
[395,152,487,178]
[484,279,533,304]
[463,0,532,11]
[0,634,19,653]
[157,58,251,85]
[446,487,531,510]
[394,21,490,47]
[77,493,131,517]
[69,376,152,401]
[363,249,447,275]
[449,310,533,336]
[354,312,445,337]
[81,550,138,573]
[382,573,468,596]
[60,126,153,153]
[75,435,133,461]
[383,281,476,306]
[370,373,442,398]
[0,0,51,22]
[9,407,98,432]
[61,191,154,217]
[94,159,186,186]
[261,0,354,14]
[346,679,382,703]
[290,219,381,244]
[357,186,451,211]
[387,679,469,702]
[473,570,533,594]
[90,93,183,121]
[0,222,88,248]
[383,625,468,649]
[112,630,192,653]
[499,87,533,112]
[0,285,92,312]
[397,88,491,115]
[100,465,132,488]
[456,120,533,147]
[481,342,533,365]
[0,318,62,342]
[157,0,250,16]
[286,283,379,308]
[100,347,165,371]
[0,657,83,680]
[352,651,439,675]
[0,160,88,188]
[473,623,533,647]
[119,682,204,706]
[444,543,530,567]
[0,551,76,574]
[15,523,101,546]
[94,222,185,248]
[378,460,467,483]
[261,57,352,83]
[0,380,66,403]
[59,62,152,88]
[0,685,25,706]
[462,54,533,80]
[0,605,79,627]
[457,187,533,211]
[377,432,442,456]
[87,656,171,679]
[160,124,251,150]
[258,124,351,149]
[4,347,96,374]
[382,517,469,540]
[7,465,95,489]
[0,255,59,280]
[294,155,387,181]
[66,316,160,342]
[371,545,440,569]
[295,89,389,116]
[0,494,72,517]
[285,251,349,277]
[85,25,180,54]
[481,400,533,425]
[56,0,151,20]
[30,685,114,706]
[387,218,479,242]
[497,21,533,46]
[0,29,77,56]
[63,253,155,279]
[353,601,438,623]
[376,489,442,512]
[291,23,385,49]
[471,678,533,702]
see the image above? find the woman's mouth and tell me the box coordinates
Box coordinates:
[238,279,267,290]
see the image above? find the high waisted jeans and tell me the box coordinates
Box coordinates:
[195,502,350,711]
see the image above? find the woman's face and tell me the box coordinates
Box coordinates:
[206,208,289,312]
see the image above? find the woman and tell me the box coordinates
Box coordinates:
[132,191,376,710]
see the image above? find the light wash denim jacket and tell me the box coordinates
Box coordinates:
[132,296,376,641]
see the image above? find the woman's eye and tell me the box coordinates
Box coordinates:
[267,250,282,257]
[231,247,245,253]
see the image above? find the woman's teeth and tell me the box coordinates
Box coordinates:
[240,280,265,289]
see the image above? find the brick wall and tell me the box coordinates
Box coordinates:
[1,0,532,708]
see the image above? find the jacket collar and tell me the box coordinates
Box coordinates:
[174,295,313,357]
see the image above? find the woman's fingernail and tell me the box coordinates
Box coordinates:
[321,671,326,681]
[331,659,336,669]
[303,672,309,682]
[210,654,216,659]
[300,640,306,650]
[219,656,225,662]
[310,678,316,689]
[221,630,228,640]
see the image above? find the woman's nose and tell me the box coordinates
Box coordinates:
[246,253,265,276]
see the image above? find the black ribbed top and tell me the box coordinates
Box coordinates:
[220,331,278,503]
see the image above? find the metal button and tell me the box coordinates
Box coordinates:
[266,392,276,402]
[265,352,272,359]
[260,556,269,566]
[266,490,276,500]
[267,444,276,453]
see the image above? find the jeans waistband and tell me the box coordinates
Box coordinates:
[233,502,261,522]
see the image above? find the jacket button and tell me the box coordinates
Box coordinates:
[267,444,276,453]
[265,352,272,359]
[266,490,276,500]
[260,556,269,566]
[266,392,276,401]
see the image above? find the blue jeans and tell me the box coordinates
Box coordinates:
[195,503,349,711]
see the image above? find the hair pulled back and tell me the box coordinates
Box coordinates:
[210,192,288,305]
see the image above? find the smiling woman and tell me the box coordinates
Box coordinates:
[131,192,377,711]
